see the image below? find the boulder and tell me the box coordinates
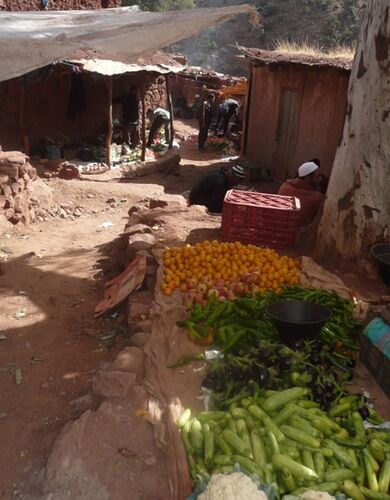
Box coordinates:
[124,223,153,236]
[110,347,145,377]
[127,232,156,252]
[92,370,136,399]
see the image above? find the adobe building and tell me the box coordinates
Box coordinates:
[0,52,183,164]
[239,47,353,181]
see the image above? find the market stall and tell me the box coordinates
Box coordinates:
[156,237,390,500]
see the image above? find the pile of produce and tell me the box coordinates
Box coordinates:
[177,389,390,499]
[178,286,360,352]
[161,241,299,300]
[205,137,230,152]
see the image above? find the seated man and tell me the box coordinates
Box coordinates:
[278,161,325,226]
[189,164,246,213]
[146,108,170,147]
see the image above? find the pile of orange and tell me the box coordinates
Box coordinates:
[161,240,300,298]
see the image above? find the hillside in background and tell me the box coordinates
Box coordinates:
[169,0,365,75]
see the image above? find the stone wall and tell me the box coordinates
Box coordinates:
[0,149,53,230]
[144,77,168,114]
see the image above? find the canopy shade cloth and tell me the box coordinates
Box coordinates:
[0,4,253,83]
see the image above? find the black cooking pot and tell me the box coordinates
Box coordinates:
[371,244,390,286]
[265,299,332,342]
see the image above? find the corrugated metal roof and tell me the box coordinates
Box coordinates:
[238,46,353,71]
[67,50,185,76]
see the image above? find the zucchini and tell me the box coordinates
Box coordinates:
[360,487,390,500]
[314,452,326,480]
[289,415,323,439]
[281,425,321,448]
[233,455,263,478]
[302,449,315,470]
[364,449,380,492]
[282,467,297,491]
[342,479,365,500]
[274,405,295,426]
[352,411,366,442]
[263,388,308,413]
[213,454,233,466]
[251,431,267,468]
[203,426,215,467]
[177,408,191,428]
[309,482,340,494]
[268,430,281,455]
[323,439,359,471]
[190,418,204,453]
[248,404,285,442]
[378,454,390,493]
[222,429,250,456]
[215,435,233,455]
[197,411,225,422]
[272,454,318,481]
[370,439,386,463]
[324,468,354,482]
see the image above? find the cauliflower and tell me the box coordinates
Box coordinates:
[198,472,268,500]
[300,491,335,500]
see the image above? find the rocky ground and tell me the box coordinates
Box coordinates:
[0,121,225,499]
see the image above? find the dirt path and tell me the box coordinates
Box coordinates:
[0,121,224,498]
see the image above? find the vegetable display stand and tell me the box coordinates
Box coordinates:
[360,317,390,398]
[221,190,301,249]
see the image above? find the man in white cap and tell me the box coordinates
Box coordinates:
[189,164,246,213]
[278,161,325,226]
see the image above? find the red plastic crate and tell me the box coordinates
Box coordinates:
[221,190,301,248]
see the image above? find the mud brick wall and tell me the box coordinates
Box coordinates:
[0,150,45,225]
[0,0,120,11]
[0,72,168,152]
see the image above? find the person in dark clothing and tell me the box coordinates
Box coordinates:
[189,164,246,213]
[146,108,171,147]
[215,98,239,136]
[198,94,216,152]
[112,85,139,147]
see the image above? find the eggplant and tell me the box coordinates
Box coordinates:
[278,356,293,371]
[358,405,370,419]
[310,352,321,364]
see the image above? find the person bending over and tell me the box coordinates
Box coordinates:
[189,164,246,213]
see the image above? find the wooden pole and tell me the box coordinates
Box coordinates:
[242,64,253,157]
[105,76,113,169]
[19,80,30,154]
[141,84,146,162]
[165,74,174,149]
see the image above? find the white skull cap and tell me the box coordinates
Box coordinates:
[298,161,319,178]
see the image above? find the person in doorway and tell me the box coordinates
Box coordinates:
[189,164,246,213]
[146,107,170,147]
[191,94,201,120]
[215,98,239,136]
[198,93,216,152]
[112,85,139,147]
[278,161,325,226]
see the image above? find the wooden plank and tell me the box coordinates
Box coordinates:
[242,63,253,157]
[105,76,113,169]
[165,75,174,149]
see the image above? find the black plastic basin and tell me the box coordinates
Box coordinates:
[371,244,390,286]
[265,299,332,342]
